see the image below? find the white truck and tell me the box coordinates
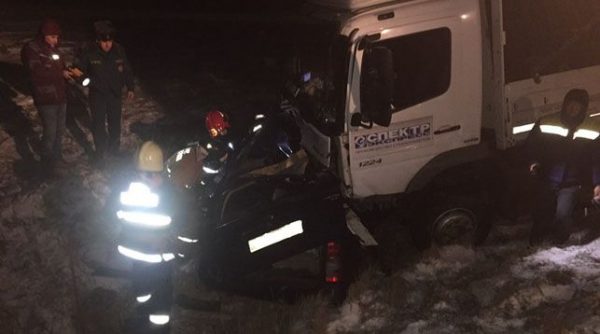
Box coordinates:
[280,0,600,246]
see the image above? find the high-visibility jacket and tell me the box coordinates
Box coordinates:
[527,112,600,188]
[115,180,177,264]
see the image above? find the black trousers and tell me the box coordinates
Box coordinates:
[131,262,173,318]
[90,91,122,156]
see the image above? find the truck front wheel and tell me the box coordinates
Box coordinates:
[411,195,491,249]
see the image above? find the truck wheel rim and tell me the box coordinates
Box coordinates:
[432,208,477,245]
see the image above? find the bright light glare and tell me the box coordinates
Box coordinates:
[82,78,90,86]
[574,129,600,140]
[254,114,265,120]
[540,125,568,137]
[202,166,219,174]
[120,182,159,208]
[175,147,191,162]
[252,124,263,133]
[162,253,175,262]
[512,123,535,135]
[177,236,198,243]
[228,142,234,150]
[460,14,469,20]
[118,245,162,263]
[248,220,303,253]
[136,294,152,303]
[118,245,174,263]
[116,210,171,228]
[206,143,213,150]
[51,54,60,60]
[149,314,170,325]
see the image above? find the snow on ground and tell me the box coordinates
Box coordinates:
[3,10,600,334]
[325,224,600,334]
[0,17,166,333]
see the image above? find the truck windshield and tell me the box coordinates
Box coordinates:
[282,29,348,136]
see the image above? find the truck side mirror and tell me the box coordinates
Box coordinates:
[350,113,373,129]
[360,46,394,127]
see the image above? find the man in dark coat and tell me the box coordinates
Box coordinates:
[21,18,75,173]
[75,20,134,164]
[527,88,600,245]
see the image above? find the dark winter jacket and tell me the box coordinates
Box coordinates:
[205,135,234,168]
[527,112,600,189]
[21,38,67,106]
[76,42,134,97]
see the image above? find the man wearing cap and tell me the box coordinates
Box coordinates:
[21,18,76,175]
[526,88,600,245]
[75,20,135,165]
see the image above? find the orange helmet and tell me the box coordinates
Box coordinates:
[205,110,230,138]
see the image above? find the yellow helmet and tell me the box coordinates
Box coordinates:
[136,141,164,172]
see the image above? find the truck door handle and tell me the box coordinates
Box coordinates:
[434,125,461,135]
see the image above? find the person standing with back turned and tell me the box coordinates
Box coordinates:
[75,20,134,166]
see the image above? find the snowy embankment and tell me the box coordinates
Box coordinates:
[325,224,600,334]
[0,21,163,333]
[3,15,600,334]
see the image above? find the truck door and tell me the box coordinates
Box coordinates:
[347,1,483,197]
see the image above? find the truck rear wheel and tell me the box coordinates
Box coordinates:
[411,195,491,249]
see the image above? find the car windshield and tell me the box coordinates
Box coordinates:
[282,26,348,136]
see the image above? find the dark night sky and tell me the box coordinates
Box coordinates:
[5,0,296,13]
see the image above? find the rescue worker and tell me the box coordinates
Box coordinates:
[74,20,134,166]
[527,88,600,245]
[116,141,175,332]
[21,18,77,176]
[205,110,233,160]
[164,110,233,191]
[200,110,237,187]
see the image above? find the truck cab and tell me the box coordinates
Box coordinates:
[283,0,600,245]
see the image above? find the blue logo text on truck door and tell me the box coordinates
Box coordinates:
[353,117,432,153]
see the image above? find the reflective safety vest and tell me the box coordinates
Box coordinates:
[537,113,600,141]
[528,112,600,187]
[116,181,176,264]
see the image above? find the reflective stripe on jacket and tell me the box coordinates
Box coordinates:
[527,112,600,188]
